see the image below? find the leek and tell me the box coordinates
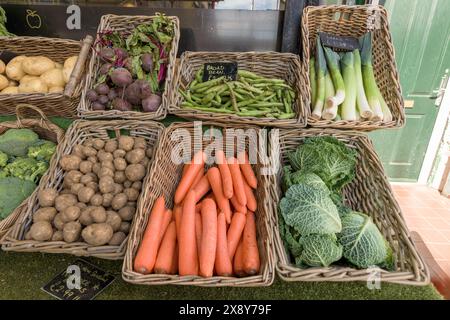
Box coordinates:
[311,37,326,119]
[309,57,317,107]
[361,33,383,121]
[321,71,337,120]
[324,46,345,108]
[376,86,393,122]
[340,52,357,121]
[353,49,373,119]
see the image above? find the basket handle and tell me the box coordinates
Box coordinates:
[15,104,53,131]
[64,35,94,98]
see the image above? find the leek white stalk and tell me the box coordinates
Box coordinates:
[321,71,338,120]
[353,49,373,119]
[340,51,357,121]
[324,46,345,108]
[309,57,317,107]
[376,86,393,122]
[312,37,326,119]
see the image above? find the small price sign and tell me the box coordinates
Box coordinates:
[319,32,360,51]
[203,62,238,82]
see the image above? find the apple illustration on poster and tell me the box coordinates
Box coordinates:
[26,9,42,29]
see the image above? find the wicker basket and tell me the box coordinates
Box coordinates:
[168,51,308,128]
[302,5,405,131]
[1,119,164,260]
[79,14,180,120]
[122,122,275,286]
[0,36,93,118]
[270,128,429,285]
[0,104,65,239]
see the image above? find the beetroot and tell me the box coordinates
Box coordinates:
[112,98,132,111]
[95,83,110,95]
[99,63,112,76]
[100,47,115,61]
[125,81,142,105]
[141,53,153,73]
[135,79,152,98]
[108,89,118,100]
[92,102,105,110]
[110,68,133,87]
[115,47,128,59]
[86,89,98,102]
[142,94,161,112]
[97,95,109,105]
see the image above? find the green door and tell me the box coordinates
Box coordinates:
[369,0,450,181]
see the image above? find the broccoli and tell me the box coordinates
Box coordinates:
[27,140,56,162]
[3,157,48,183]
[0,151,8,167]
[0,128,39,157]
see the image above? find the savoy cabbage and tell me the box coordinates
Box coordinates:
[297,234,343,267]
[282,166,329,193]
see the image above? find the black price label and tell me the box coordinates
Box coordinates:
[203,62,238,82]
[319,32,360,51]
[41,259,115,300]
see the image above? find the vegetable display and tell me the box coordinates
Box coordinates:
[0,128,55,220]
[134,150,261,278]
[310,33,392,122]
[278,136,394,270]
[25,135,153,245]
[87,13,176,112]
[179,69,296,119]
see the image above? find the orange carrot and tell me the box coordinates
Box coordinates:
[230,194,247,214]
[195,202,202,213]
[215,212,233,277]
[178,190,199,276]
[216,150,233,199]
[195,212,202,256]
[207,167,232,224]
[243,179,257,212]
[226,212,246,259]
[227,157,247,206]
[199,198,217,277]
[169,243,179,275]
[160,208,172,240]
[154,221,177,274]
[192,168,204,188]
[238,151,257,189]
[175,151,205,204]
[233,237,246,277]
[242,211,260,275]
[182,163,190,177]
[193,175,211,203]
[134,196,166,274]
[174,205,182,240]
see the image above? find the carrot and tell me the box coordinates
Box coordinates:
[192,168,204,188]
[154,221,177,274]
[226,212,246,259]
[169,243,179,275]
[178,190,199,276]
[195,202,202,213]
[193,175,211,203]
[182,163,190,177]
[238,151,257,189]
[174,205,182,240]
[199,198,217,277]
[134,196,166,274]
[175,150,205,204]
[243,179,257,212]
[195,212,202,256]
[160,208,172,240]
[227,157,247,206]
[230,194,247,214]
[242,211,260,275]
[233,237,246,277]
[216,150,233,199]
[207,167,232,224]
[215,212,233,277]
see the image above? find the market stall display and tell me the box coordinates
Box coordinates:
[0,104,64,239]
[169,51,308,128]
[123,122,275,286]
[302,5,404,130]
[79,13,180,120]
[1,120,163,259]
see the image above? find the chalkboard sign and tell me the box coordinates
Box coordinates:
[41,259,115,300]
[319,32,360,51]
[203,62,238,82]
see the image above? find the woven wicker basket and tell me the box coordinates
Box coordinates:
[0,36,93,118]
[122,122,275,286]
[0,104,65,239]
[1,119,164,260]
[168,51,308,128]
[302,5,405,131]
[270,129,429,285]
[79,14,180,120]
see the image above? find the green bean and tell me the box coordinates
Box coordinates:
[248,102,283,108]
[276,112,296,119]
[263,93,276,102]
[202,92,215,104]
[233,90,245,101]
[189,80,198,89]
[235,88,254,98]
[205,83,227,94]
[226,82,239,113]
[238,70,263,80]
[237,99,256,108]
[195,68,203,83]
[240,78,264,95]
[237,110,272,117]
[191,76,224,90]
[191,106,235,114]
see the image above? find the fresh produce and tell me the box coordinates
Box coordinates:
[0,6,13,36]
[0,177,36,220]
[179,69,296,119]
[134,150,261,278]
[26,135,153,245]
[88,13,176,112]
[310,33,392,122]
[278,136,394,270]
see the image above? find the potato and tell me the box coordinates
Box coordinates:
[61,206,81,222]
[55,62,63,69]
[63,56,78,83]
[25,231,32,240]
[109,232,126,246]
[92,139,105,150]
[82,223,113,246]
[134,137,147,149]
[101,160,115,171]
[88,156,98,164]
[141,157,150,168]
[63,221,82,243]
[52,230,64,241]
[33,207,57,222]
[0,59,5,74]
[92,162,101,175]
[53,213,65,230]
[40,68,65,87]
[72,144,86,159]
[111,193,127,211]
[90,206,106,223]
[102,193,114,207]
[76,202,87,210]
[49,86,64,93]
[30,221,53,241]
[127,201,136,208]
[146,148,154,158]
[118,206,135,221]
[82,146,97,158]
[19,75,39,84]
[90,194,103,206]
[97,150,113,162]
[22,56,55,76]
[99,176,115,195]
[119,222,131,234]
[18,78,48,93]
[80,173,96,185]
[118,136,134,151]
[112,171,125,184]
[113,183,124,195]
[125,149,146,164]
[8,80,18,87]
[86,182,99,193]
[78,186,95,203]
[60,155,81,171]
[105,211,121,232]
[104,140,118,153]
[0,74,8,90]
[0,86,19,94]
[125,164,146,182]
[79,161,93,174]
[5,55,26,80]
[131,181,142,190]
[124,188,139,202]
[60,189,73,195]
[113,149,126,158]
[123,180,132,188]
[38,188,58,207]
[99,167,114,178]
[113,158,127,171]
[79,208,93,226]
[84,139,94,148]
[64,170,83,188]
[55,194,78,212]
